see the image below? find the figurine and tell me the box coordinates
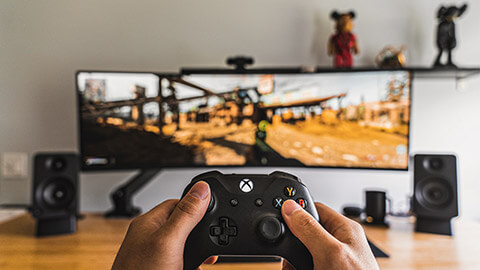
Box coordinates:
[328,11,359,68]
[433,4,468,67]
[375,45,407,68]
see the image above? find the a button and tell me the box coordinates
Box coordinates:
[255,198,264,207]
[230,199,239,207]
[257,216,285,242]
[296,198,307,208]
[273,197,284,209]
[284,186,296,197]
[210,217,237,246]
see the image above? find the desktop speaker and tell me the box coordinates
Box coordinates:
[412,154,458,236]
[31,153,79,236]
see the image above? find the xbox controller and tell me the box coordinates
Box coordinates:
[181,171,319,270]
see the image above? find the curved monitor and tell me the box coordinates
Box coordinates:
[77,69,411,171]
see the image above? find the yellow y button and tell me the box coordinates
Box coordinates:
[284,186,296,197]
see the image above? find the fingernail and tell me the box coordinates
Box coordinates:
[283,200,301,216]
[189,181,209,200]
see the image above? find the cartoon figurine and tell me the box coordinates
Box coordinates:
[328,11,359,68]
[433,4,468,67]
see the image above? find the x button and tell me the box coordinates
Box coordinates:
[273,197,284,209]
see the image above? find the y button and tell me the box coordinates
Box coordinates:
[284,186,296,197]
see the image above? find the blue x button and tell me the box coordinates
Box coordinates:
[273,197,284,209]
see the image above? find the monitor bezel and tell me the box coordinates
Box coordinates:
[76,68,413,172]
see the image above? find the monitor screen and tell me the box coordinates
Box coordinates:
[77,70,411,170]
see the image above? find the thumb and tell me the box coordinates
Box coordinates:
[281,200,339,254]
[163,181,210,240]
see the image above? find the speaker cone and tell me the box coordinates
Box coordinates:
[415,178,452,209]
[46,157,67,172]
[37,177,75,209]
[423,157,443,171]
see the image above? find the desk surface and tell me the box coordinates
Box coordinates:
[0,214,479,270]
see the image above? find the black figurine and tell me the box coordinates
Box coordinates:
[434,4,468,67]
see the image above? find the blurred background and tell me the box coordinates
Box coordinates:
[0,0,479,220]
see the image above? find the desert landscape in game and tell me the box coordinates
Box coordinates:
[79,72,410,169]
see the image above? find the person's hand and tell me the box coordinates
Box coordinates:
[281,200,379,270]
[112,181,217,270]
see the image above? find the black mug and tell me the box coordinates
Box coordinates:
[365,190,388,225]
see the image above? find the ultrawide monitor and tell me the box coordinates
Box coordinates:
[77,70,411,170]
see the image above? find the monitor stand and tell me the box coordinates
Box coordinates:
[105,169,162,218]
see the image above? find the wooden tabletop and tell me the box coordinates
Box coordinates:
[0,214,479,269]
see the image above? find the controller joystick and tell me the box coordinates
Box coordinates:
[181,171,319,270]
[258,216,285,242]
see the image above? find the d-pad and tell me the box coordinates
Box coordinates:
[210,217,237,245]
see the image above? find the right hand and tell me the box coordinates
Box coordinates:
[281,200,379,270]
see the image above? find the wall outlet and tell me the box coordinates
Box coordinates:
[0,152,29,179]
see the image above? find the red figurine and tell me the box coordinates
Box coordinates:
[328,11,359,68]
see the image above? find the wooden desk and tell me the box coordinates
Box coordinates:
[0,214,479,269]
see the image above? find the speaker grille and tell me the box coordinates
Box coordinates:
[32,153,78,219]
[38,177,75,209]
[413,154,458,219]
[415,177,452,210]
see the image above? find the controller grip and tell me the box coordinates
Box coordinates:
[183,242,209,270]
[282,252,314,270]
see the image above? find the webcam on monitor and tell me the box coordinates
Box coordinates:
[226,55,255,70]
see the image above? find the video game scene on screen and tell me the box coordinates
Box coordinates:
[77,71,410,169]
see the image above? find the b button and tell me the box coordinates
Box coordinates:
[284,186,296,197]
[296,198,307,209]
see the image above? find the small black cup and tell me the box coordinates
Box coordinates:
[365,190,388,226]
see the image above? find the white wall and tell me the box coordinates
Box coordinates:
[1,0,479,220]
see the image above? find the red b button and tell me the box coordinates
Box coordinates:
[296,198,307,209]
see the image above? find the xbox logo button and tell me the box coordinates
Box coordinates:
[239,178,254,193]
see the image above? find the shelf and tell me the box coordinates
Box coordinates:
[313,66,480,80]
[182,66,480,80]
[409,67,480,80]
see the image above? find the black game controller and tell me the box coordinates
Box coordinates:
[181,171,319,270]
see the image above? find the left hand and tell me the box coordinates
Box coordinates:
[111,181,217,270]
